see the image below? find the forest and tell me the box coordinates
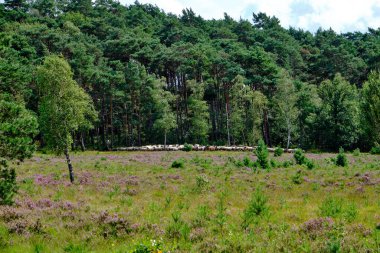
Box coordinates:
[1,0,380,153]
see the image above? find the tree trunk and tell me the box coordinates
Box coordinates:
[226,103,230,146]
[164,131,167,149]
[80,132,86,152]
[287,127,291,150]
[64,148,74,183]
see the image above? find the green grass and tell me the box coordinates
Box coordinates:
[0,151,379,252]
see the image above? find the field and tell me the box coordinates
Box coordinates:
[0,151,379,252]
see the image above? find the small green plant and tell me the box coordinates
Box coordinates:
[282,160,293,168]
[370,144,380,154]
[215,192,228,234]
[294,149,307,165]
[166,212,190,240]
[171,159,185,168]
[306,159,315,170]
[270,159,278,168]
[291,170,303,185]
[192,205,211,227]
[195,174,209,192]
[242,187,269,229]
[0,161,18,205]
[243,156,253,167]
[353,148,360,156]
[319,197,343,218]
[274,147,284,157]
[344,203,358,222]
[335,147,348,167]
[183,143,193,152]
[255,140,269,169]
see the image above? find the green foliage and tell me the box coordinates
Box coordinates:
[255,140,269,169]
[370,145,380,154]
[294,149,307,165]
[242,187,269,229]
[317,74,360,149]
[336,147,348,167]
[362,71,380,145]
[319,197,343,218]
[274,147,284,157]
[214,192,227,234]
[151,78,176,146]
[291,170,303,185]
[353,148,360,156]
[166,212,190,240]
[37,55,96,154]
[306,159,315,170]
[183,143,193,152]
[0,161,18,205]
[0,93,38,161]
[171,159,185,169]
[195,174,209,192]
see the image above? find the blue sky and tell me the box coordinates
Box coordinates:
[122,0,380,32]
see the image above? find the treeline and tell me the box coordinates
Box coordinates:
[1,0,380,151]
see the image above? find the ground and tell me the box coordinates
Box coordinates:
[0,151,379,252]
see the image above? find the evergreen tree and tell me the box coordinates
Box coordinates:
[362,71,380,145]
[317,74,360,149]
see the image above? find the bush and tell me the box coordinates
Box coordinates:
[242,188,269,229]
[166,212,190,240]
[0,161,18,205]
[353,148,360,156]
[274,147,284,157]
[255,140,269,169]
[370,145,380,154]
[291,170,303,185]
[335,147,348,167]
[243,156,252,167]
[306,160,315,170]
[270,159,277,168]
[294,149,306,165]
[171,159,185,168]
[183,143,193,152]
[282,160,293,168]
[195,174,209,192]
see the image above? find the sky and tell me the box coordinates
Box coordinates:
[122,0,380,33]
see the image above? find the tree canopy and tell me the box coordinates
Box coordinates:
[0,1,379,151]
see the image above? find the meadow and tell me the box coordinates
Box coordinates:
[0,150,379,252]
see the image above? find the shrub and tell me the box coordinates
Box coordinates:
[274,147,284,157]
[195,175,209,192]
[319,197,343,218]
[166,212,190,240]
[255,140,269,169]
[294,149,306,165]
[282,160,293,168]
[183,143,193,152]
[270,159,278,168]
[0,161,18,205]
[171,159,185,168]
[306,160,315,170]
[335,147,348,167]
[370,145,380,154]
[353,148,360,156]
[291,170,303,185]
[242,188,269,229]
[243,156,253,167]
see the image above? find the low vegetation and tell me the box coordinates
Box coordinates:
[0,150,378,252]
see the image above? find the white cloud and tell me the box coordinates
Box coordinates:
[121,0,380,32]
